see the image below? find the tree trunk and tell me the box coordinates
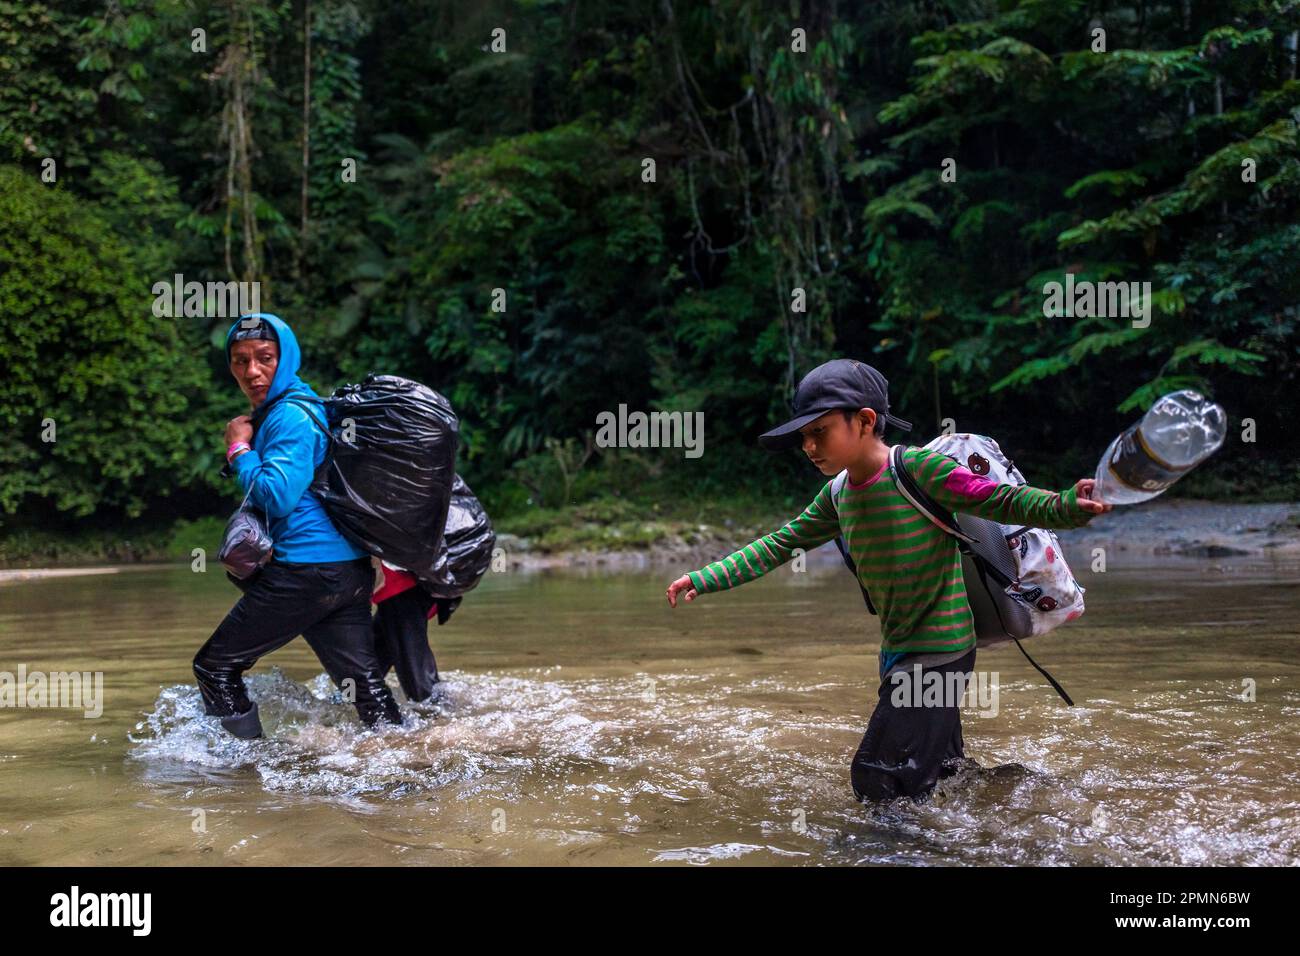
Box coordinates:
[299,0,311,278]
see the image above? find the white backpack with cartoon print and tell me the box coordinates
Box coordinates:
[830,434,1087,704]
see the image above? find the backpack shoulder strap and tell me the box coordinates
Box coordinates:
[282,396,333,445]
[828,469,849,512]
[1013,638,1075,706]
[280,398,336,489]
[827,468,876,616]
[834,535,876,616]
[888,444,977,545]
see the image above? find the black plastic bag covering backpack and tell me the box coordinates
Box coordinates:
[422,474,496,600]
[287,374,459,581]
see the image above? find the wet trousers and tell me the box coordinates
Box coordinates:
[194,556,401,727]
[850,648,977,802]
[372,585,441,702]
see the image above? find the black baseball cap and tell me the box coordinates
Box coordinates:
[227,314,278,359]
[758,358,912,450]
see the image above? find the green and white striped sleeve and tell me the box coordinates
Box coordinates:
[907,447,1094,530]
[688,483,841,594]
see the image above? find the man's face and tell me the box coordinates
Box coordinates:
[229,338,279,406]
[799,408,875,475]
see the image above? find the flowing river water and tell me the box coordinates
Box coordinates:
[1,550,1297,866]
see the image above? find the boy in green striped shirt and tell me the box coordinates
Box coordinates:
[665,359,1111,802]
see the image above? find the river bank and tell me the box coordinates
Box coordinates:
[497,497,1300,571]
[8,496,1294,583]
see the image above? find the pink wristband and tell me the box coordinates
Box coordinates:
[226,441,251,462]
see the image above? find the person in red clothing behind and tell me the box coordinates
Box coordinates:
[370,560,443,702]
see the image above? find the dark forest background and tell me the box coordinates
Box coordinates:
[2,0,1297,560]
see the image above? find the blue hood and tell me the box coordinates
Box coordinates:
[224,312,310,409]
[223,312,366,563]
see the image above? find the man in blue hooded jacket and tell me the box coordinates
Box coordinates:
[193,313,401,738]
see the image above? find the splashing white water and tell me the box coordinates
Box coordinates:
[127,669,1300,865]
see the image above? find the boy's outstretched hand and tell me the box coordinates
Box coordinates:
[666,574,698,608]
[1073,478,1114,515]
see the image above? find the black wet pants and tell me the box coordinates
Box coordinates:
[373,586,440,702]
[194,557,401,727]
[850,648,976,802]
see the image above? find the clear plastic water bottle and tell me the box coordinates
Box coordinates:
[1093,390,1226,505]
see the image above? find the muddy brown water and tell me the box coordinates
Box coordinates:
[0,550,1297,866]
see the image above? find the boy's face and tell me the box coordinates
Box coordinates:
[799,408,877,475]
